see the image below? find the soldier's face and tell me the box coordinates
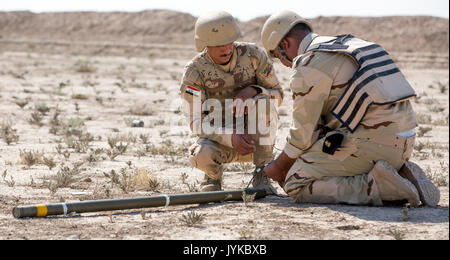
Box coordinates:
[207,42,234,65]
[271,49,293,68]
[271,37,299,68]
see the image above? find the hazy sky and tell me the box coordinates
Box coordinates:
[1,0,448,21]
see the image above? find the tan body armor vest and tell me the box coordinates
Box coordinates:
[305,34,416,132]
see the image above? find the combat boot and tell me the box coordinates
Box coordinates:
[399,161,440,207]
[200,175,222,192]
[370,161,420,207]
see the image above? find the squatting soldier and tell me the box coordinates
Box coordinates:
[180,11,284,192]
[259,10,440,206]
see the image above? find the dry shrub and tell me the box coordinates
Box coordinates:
[179,211,206,227]
[54,165,81,188]
[1,119,19,145]
[35,103,50,115]
[29,111,44,127]
[128,104,155,116]
[43,156,56,170]
[242,191,256,206]
[14,99,29,109]
[104,168,160,193]
[74,60,97,73]
[71,93,89,100]
[19,149,43,168]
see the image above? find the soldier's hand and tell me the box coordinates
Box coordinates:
[232,86,258,117]
[235,86,258,101]
[263,161,285,187]
[264,152,296,187]
[232,133,256,155]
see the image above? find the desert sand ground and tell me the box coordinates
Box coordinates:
[0,38,448,240]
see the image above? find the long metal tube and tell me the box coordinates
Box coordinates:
[12,187,268,218]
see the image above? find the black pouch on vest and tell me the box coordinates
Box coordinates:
[322,132,344,155]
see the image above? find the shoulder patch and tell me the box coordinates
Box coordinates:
[185,86,200,97]
[263,63,273,76]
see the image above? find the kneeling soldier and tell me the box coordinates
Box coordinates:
[180,11,284,192]
[260,10,440,207]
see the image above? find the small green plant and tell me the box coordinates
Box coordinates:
[238,228,253,240]
[54,165,81,188]
[148,176,161,191]
[134,146,147,159]
[29,111,44,127]
[179,211,206,227]
[35,103,50,115]
[103,170,121,185]
[48,109,62,135]
[5,176,15,187]
[388,229,406,240]
[1,170,15,187]
[417,126,432,137]
[84,148,105,164]
[425,163,449,187]
[56,144,71,159]
[423,98,436,106]
[428,106,445,113]
[106,143,128,160]
[185,181,200,192]
[104,168,156,193]
[414,141,425,152]
[64,131,94,153]
[139,133,150,144]
[180,172,188,184]
[159,130,169,137]
[43,156,57,170]
[107,135,119,149]
[416,114,432,124]
[242,191,256,206]
[438,81,448,94]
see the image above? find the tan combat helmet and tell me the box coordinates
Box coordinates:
[194,10,242,52]
[261,10,313,58]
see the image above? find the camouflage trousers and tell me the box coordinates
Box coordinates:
[189,97,277,180]
[284,133,415,205]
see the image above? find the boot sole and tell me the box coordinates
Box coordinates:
[373,161,420,207]
[399,162,440,207]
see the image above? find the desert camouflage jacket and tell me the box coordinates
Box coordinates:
[180,42,283,147]
[284,33,418,159]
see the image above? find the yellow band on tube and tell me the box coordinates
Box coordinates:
[36,204,48,217]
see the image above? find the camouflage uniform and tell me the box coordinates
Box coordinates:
[283,33,418,205]
[180,42,283,181]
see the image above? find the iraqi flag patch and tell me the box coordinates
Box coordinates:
[263,63,273,76]
[185,86,200,97]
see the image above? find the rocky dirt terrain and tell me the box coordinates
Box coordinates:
[0,10,448,240]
